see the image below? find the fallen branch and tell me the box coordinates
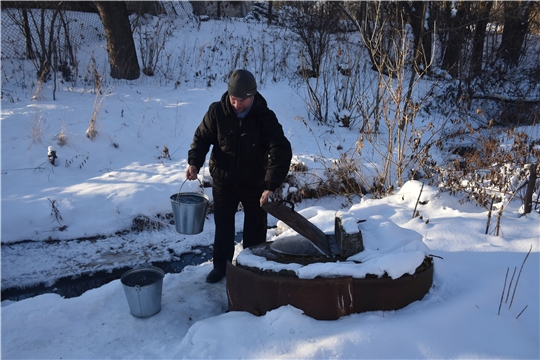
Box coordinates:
[498,267,509,315]
[516,305,528,319]
[509,245,533,309]
[471,93,540,103]
[48,198,63,226]
[505,267,517,303]
[1,161,48,174]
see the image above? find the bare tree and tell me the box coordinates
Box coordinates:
[282,1,341,78]
[440,0,470,77]
[470,1,493,78]
[4,4,59,79]
[21,9,35,60]
[337,2,442,193]
[404,1,433,75]
[267,0,274,25]
[95,1,140,80]
[498,1,533,68]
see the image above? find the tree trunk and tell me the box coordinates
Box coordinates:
[406,1,432,75]
[498,1,531,68]
[441,0,469,77]
[470,1,493,78]
[95,1,140,80]
[21,9,35,60]
[267,1,273,26]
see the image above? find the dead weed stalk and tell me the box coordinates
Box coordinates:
[86,86,112,140]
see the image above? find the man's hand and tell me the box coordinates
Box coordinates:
[260,190,273,206]
[186,165,198,180]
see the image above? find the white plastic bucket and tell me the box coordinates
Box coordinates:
[170,179,209,234]
[121,266,164,318]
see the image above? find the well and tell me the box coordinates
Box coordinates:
[226,201,434,320]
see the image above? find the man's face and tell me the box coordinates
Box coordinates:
[229,95,253,113]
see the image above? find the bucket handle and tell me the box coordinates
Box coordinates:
[177,178,205,198]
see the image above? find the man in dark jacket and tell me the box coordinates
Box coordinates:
[186,69,292,283]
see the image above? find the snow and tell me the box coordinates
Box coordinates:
[1,14,539,360]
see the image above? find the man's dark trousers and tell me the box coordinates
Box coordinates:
[211,181,267,272]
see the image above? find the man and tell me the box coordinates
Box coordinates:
[186,69,292,283]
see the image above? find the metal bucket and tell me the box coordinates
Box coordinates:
[170,179,210,235]
[121,266,165,318]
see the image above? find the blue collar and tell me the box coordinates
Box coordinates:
[235,99,254,118]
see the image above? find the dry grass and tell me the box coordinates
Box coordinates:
[29,111,44,148]
[86,86,111,140]
[56,122,68,146]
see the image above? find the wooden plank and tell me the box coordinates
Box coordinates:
[262,200,331,257]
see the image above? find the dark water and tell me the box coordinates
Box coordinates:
[2,233,243,302]
[1,246,211,302]
[172,194,207,204]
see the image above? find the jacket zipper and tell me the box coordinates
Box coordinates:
[235,118,243,183]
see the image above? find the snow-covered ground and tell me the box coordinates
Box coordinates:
[1,13,539,359]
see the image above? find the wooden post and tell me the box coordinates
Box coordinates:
[523,163,537,214]
[412,182,424,219]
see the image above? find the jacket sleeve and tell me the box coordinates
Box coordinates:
[262,111,292,192]
[188,104,217,170]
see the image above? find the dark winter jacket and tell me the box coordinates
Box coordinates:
[188,92,292,191]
